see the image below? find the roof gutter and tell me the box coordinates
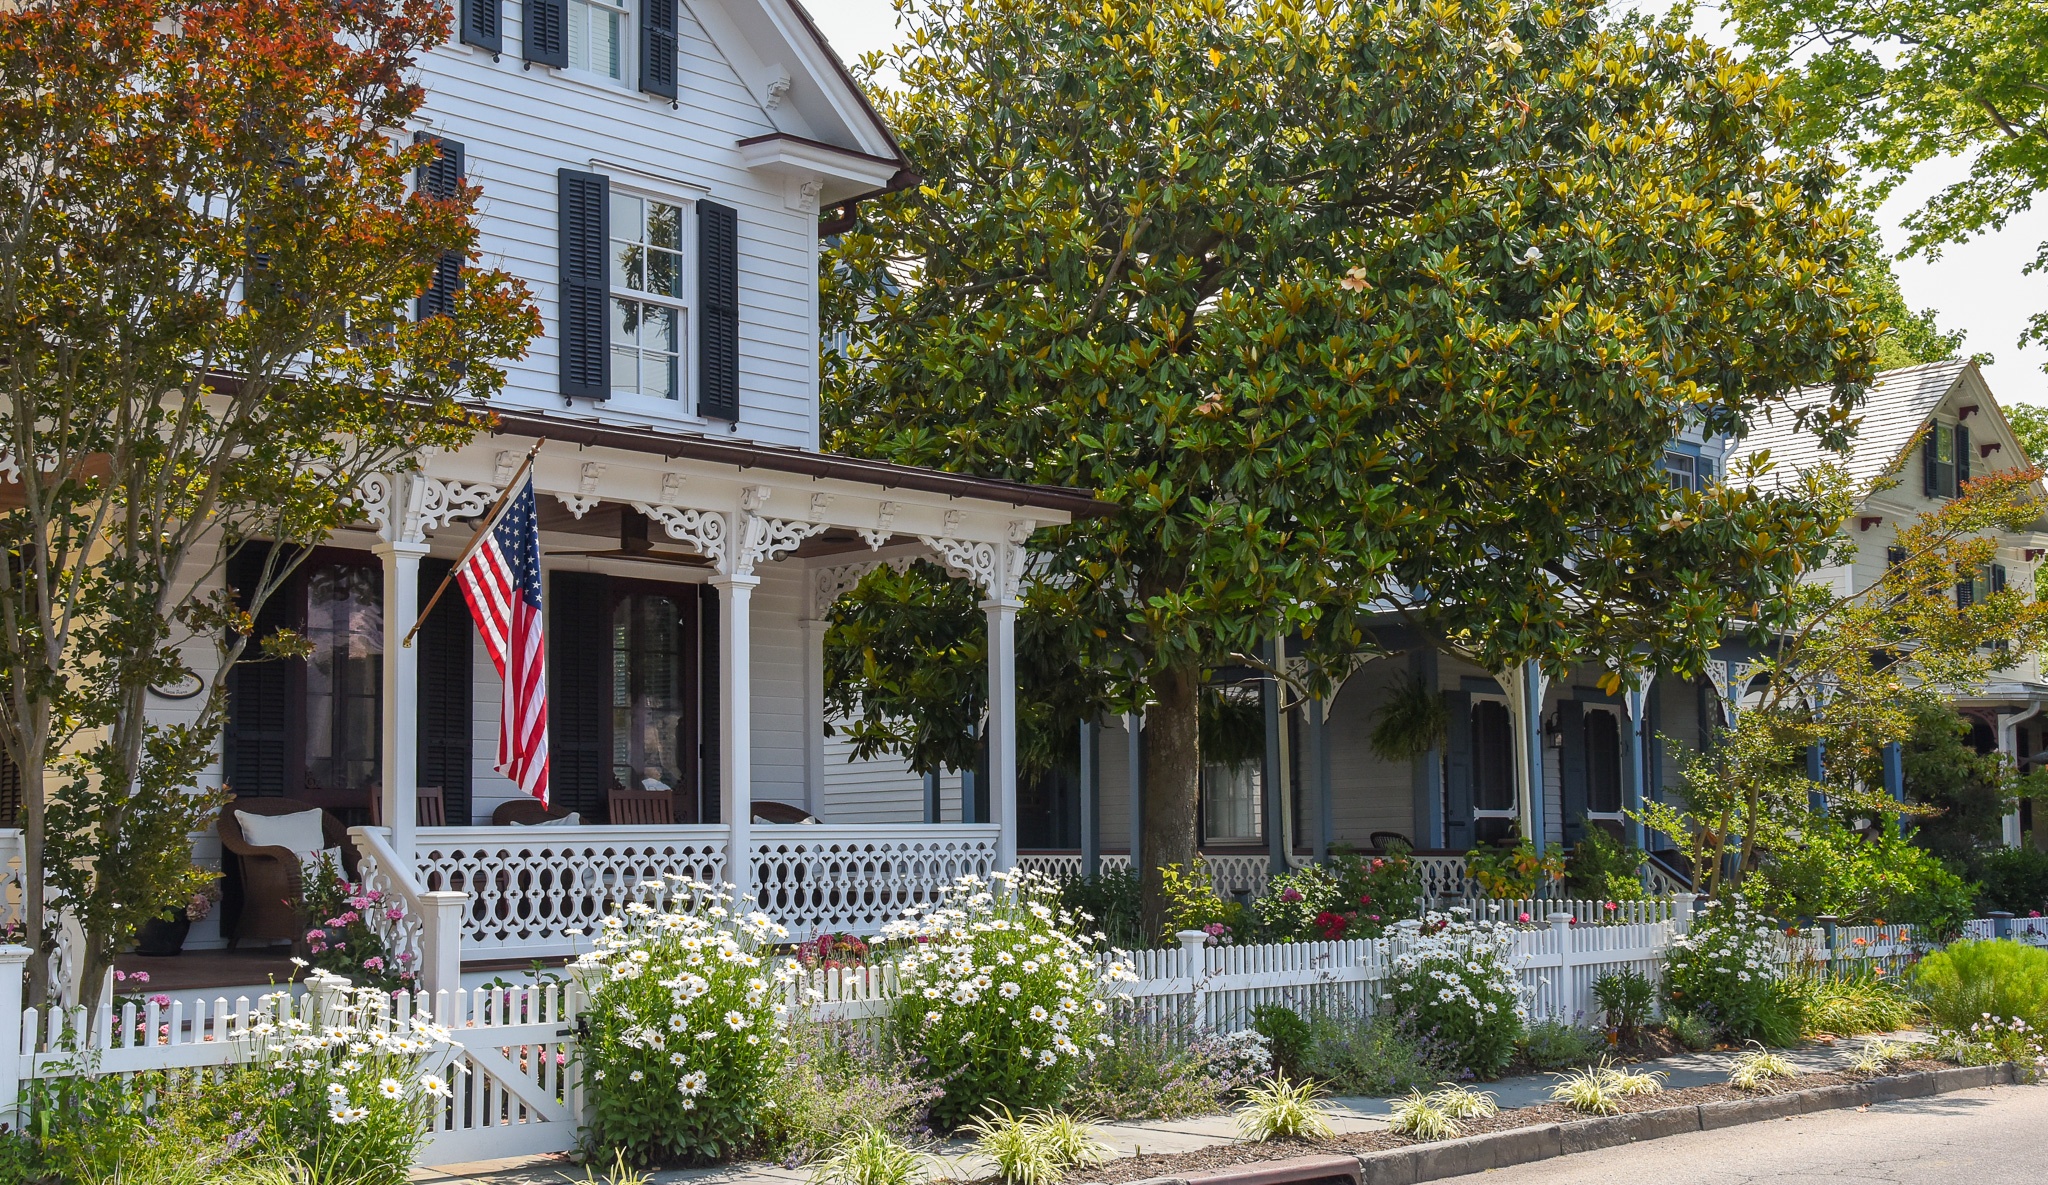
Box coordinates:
[818,167,919,237]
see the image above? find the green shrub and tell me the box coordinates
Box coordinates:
[1664,1011,1714,1051]
[1465,838,1565,898]
[763,1017,940,1165]
[1159,859,1246,945]
[1976,847,2048,916]
[1251,866,1342,942]
[1592,970,1654,1042]
[1250,1004,1313,1077]
[575,884,798,1164]
[1782,972,1917,1037]
[887,870,1126,1129]
[1663,896,1799,1045]
[1565,830,1647,902]
[1516,1019,1605,1071]
[1385,914,1527,1078]
[1913,939,2048,1035]
[1747,826,1977,941]
[1056,868,1145,951]
[1068,1011,1271,1120]
[1322,847,1426,939]
[1295,1008,1436,1095]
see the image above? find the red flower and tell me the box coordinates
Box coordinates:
[1313,911,1350,940]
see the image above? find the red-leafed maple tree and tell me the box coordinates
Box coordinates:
[0,0,539,1000]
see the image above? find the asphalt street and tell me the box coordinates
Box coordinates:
[1452,1083,2047,1184]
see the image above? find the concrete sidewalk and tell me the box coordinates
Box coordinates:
[413,1035,1922,1185]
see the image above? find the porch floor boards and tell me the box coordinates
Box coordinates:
[114,946,299,993]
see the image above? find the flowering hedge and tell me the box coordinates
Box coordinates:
[301,860,415,993]
[573,881,800,1163]
[1383,911,1527,1077]
[884,870,1134,1128]
[240,971,459,1185]
[1662,896,1791,1044]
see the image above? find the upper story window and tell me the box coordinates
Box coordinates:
[1663,449,1712,492]
[1924,421,1970,498]
[567,0,627,81]
[610,191,687,401]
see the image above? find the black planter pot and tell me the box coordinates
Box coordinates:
[134,914,191,957]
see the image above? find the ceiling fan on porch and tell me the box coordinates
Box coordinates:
[551,506,710,568]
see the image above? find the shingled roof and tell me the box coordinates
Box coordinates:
[1727,360,1980,493]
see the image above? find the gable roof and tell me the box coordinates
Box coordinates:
[1727,360,1975,494]
[700,0,910,179]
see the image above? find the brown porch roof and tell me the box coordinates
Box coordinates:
[483,408,1114,519]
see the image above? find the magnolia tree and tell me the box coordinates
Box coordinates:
[824,0,1881,928]
[1643,463,2048,902]
[0,0,539,998]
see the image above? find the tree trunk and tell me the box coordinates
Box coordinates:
[1139,664,1201,940]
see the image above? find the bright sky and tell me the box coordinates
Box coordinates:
[802,0,2048,406]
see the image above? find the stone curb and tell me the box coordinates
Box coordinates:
[1110,1064,2020,1185]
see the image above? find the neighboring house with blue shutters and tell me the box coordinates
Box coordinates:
[1027,362,2048,899]
[120,0,1115,973]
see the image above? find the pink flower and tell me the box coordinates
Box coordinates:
[362,957,385,973]
[150,994,171,1008]
[397,952,415,963]
[1604,902,1618,911]
[305,929,326,941]
[385,907,405,922]
[1280,888,1303,903]
[1517,913,1531,924]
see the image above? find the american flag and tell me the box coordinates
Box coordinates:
[457,478,550,806]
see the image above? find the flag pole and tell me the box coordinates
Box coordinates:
[401,437,546,649]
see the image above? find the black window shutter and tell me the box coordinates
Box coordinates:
[698,585,721,824]
[1886,546,1906,568]
[1923,433,1941,497]
[1993,563,2009,594]
[1958,579,1974,609]
[697,200,740,420]
[417,558,474,826]
[225,545,299,799]
[1441,690,1473,851]
[414,135,465,321]
[460,0,502,53]
[0,744,19,828]
[559,169,611,400]
[548,571,611,819]
[524,0,566,67]
[1557,700,1586,846]
[640,0,679,100]
[1957,423,1972,488]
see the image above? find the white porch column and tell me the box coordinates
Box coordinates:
[800,616,828,817]
[1999,702,2041,847]
[715,572,758,905]
[984,594,1021,869]
[1496,661,1551,853]
[376,538,429,857]
[1623,671,1654,853]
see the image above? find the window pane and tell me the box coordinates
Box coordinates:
[643,350,676,400]
[1473,700,1515,812]
[610,296,638,344]
[1201,762,1262,843]
[648,202,681,250]
[613,593,686,794]
[611,192,642,243]
[648,305,678,352]
[647,248,680,299]
[612,242,644,291]
[602,8,621,78]
[304,563,383,802]
[611,346,638,397]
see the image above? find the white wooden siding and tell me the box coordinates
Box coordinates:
[416,7,823,450]
[1324,667,1419,844]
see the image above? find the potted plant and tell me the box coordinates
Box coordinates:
[133,880,221,957]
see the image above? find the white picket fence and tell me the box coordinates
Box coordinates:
[1962,914,2048,946]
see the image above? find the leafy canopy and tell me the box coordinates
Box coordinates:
[1723,0,2048,370]
[0,0,539,996]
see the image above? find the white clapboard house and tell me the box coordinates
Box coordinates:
[26,0,1112,997]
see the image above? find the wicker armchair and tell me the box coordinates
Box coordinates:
[217,798,352,949]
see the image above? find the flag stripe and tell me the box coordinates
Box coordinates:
[455,480,550,806]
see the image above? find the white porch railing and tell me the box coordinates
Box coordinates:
[1015,851,1302,898]
[412,824,726,962]
[751,825,998,938]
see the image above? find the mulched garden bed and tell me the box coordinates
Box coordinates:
[1066,1059,1952,1184]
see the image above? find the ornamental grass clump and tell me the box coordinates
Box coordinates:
[1234,1075,1337,1141]
[884,870,1134,1129]
[1727,1046,1797,1091]
[1383,911,1528,1078]
[808,1124,929,1185]
[1662,896,1798,1045]
[1385,1090,1456,1139]
[573,879,800,1164]
[960,1106,1106,1185]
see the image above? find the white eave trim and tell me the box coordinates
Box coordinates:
[736,134,898,201]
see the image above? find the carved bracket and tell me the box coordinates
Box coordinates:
[361,472,499,543]
[732,513,826,577]
[634,503,728,567]
[919,536,999,596]
[808,556,915,618]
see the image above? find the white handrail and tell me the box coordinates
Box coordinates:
[348,825,465,997]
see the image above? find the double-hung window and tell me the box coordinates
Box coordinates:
[610,191,687,401]
[567,0,628,81]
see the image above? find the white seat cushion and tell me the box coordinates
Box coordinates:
[235,808,327,855]
[512,811,580,828]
